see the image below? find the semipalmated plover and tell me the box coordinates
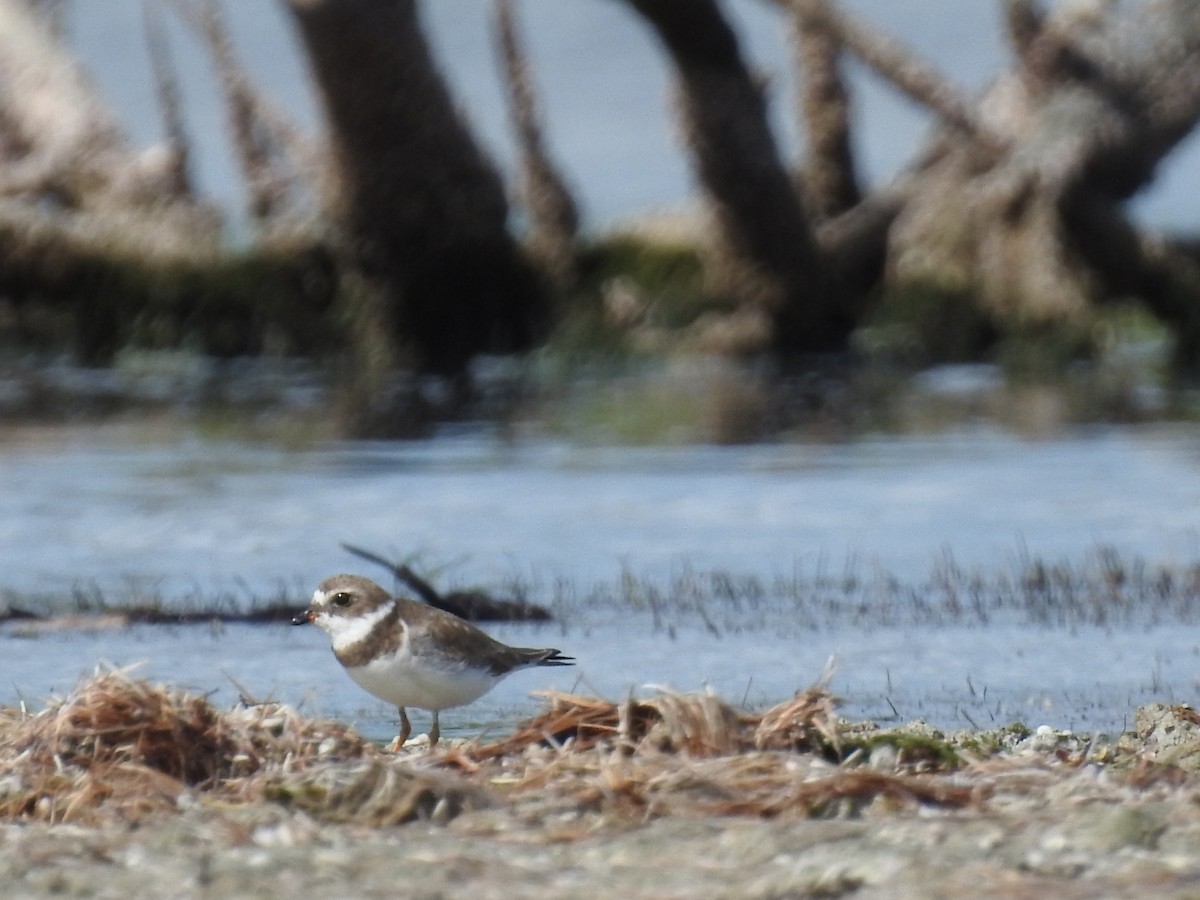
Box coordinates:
[293,574,573,748]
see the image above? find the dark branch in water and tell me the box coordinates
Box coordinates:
[0,601,299,630]
[340,542,553,622]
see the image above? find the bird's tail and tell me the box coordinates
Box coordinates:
[527,648,574,667]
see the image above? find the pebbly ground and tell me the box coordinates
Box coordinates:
[4,791,1200,899]
[7,703,1200,898]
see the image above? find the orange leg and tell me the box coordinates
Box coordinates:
[388,707,412,751]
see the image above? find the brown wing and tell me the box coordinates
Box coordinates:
[398,598,572,675]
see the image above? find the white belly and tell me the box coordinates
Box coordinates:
[345,649,500,711]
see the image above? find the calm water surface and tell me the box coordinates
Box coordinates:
[3,422,1200,737]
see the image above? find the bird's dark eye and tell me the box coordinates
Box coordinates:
[332,592,353,608]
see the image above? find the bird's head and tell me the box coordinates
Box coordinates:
[292,574,394,640]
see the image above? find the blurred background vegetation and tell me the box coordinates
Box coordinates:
[1,0,1199,440]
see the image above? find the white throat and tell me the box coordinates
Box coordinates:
[322,599,395,651]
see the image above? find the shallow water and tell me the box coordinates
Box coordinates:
[3,421,1200,737]
[2,617,1193,741]
[6,422,1200,598]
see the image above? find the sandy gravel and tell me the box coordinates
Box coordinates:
[5,764,1200,899]
[7,688,1200,898]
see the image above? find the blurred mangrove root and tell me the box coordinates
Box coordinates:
[172,0,323,234]
[624,0,847,356]
[0,0,193,212]
[0,0,223,363]
[287,0,547,398]
[814,0,1200,357]
[789,0,861,221]
[142,0,194,200]
[492,0,580,291]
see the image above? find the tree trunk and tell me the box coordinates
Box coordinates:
[286,0,547,384]
[789,0,860,220]
[173,0,319,231]
[492,0,580,292]
[142,1,194,200]
[815,0,1200,358]
[624,0,848,355]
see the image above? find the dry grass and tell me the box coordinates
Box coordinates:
[469,685,841,760]
[461,686,984,821]
[0,670,1180,830]
[0,667,379,824]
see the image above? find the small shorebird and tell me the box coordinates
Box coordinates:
[293,574,573,748]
